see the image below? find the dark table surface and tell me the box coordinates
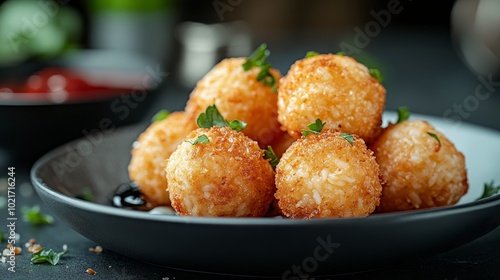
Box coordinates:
[1,28,500,279]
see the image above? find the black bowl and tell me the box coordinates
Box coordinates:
[30,113,500,277]
[0,50,164,168]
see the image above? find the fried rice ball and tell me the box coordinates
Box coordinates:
[128,112,197,206]
[278,54,386,143]
[275,131,383,218]
[166,126,275,217]
[185,58,284,148]
[371,120,468,212]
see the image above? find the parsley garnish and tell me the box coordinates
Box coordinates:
[263,146,279,170]
[336,51,345,56]
[197,105,227,128]
[477,181,500,200]
[76,188,93,202]
[339,133,354,146]
[31,248,67,265]
[368,68,383,83]
[427,132,441,146]
[226,120,247,132]
[0,231,6,243]
[301,119,325,137]
[397,106,410,123]
[151,109,170,123]
[22,206,54,226]
[305,51,319,58]
[242,44,277,92]
[187,134,210,145]
[196,105,247,131]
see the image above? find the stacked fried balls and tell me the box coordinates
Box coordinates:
[128,46,468,218]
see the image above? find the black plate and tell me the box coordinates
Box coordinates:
[31,113,500,277]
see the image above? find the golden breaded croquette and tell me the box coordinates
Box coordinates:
[128,112,197,206]
[275,131,383,218]
[371,120,468,212]
[166,126,275,217]
[185,58,284,148]
[278,54,386,143]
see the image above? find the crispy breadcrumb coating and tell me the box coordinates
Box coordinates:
[275,131,383,218]
[371,120,468,212]
[166,127,275,217]
[278,54,385,143]
[128,112,197,206]
[185,58,284,148]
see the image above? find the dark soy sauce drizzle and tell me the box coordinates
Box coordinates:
[112,182,149,210]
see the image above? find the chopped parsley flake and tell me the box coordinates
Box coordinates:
[397,106,410,123]
[368,68,384,83]
[151,109,170,123]
[242,44,277,92]
[427,132,441,146]
[187,134,210,145]
[31,248,67,265]
[22,206,54,226]
[263,146,279,170]
[477,181,500,200]
[339,133,355,146]
[301,119,325,137]
[305,51,319,58]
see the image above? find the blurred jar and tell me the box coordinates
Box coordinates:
[87,0,177,65]
[452,0,500,76]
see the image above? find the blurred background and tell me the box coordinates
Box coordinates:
[1,0,500,169]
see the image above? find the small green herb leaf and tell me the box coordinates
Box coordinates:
[227,120,247,132]
[427,132,441,146]
[263,146,279,170]
[31,248,67,265]
[151,109,170,123]
[187,134,210,145]
[305,51,319,58]
[22,206,54,226]
[76,188,93,202]
[301,119,325,137]
[336,51,345,56]
[242,44,277,92]
[196,105,227,128]
[339,133,355,146]
[368,68,383,83]
[397,106,410,123]
[477,181,500,200]
[0,231,6,243]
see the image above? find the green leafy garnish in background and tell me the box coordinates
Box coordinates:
[76,188,93,202]
[196,105,247,132]
[31,248,67,265]
[22,206,54,226]
[336,51,345,56]
[477,181,500,200]
[263,146,279,170]
[305,51,319,58]
[339,133,355,146]
[397,106,410,123]
[186,134,210,145]
[426,132,441,147]
[242,44,277,92]
[301,119,325,137]
[368,68,384,83]
[151,109,170,123]
[0,231,6,243]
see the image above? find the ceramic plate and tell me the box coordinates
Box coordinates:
[31,112,500,277]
